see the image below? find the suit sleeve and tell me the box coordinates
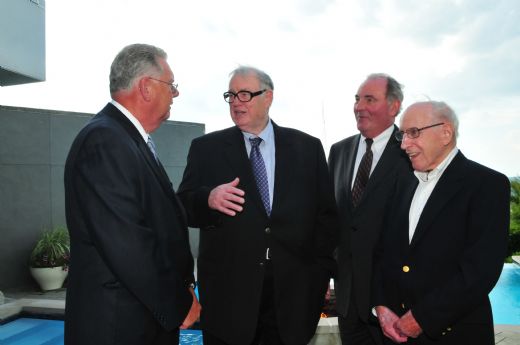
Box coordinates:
[177,139,222,228]
[314,140,340,274]
[413,172,510,337]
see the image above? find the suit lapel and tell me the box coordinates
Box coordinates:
[410,152,466,247]
[102,103,188,226]
[399,177,419,250]
[271,124,296,216]
[343,135,359,203]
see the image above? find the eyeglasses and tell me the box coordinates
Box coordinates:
[395,123,444,141]
[148,77,178,93]
[223,89,266,103]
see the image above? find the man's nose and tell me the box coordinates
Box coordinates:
[400,135,411,149]
[231,96,242,104]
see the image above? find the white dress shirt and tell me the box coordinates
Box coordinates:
[408,147,459,243]
[351,125,395,189]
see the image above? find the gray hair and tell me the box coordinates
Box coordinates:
[366,73,404,114]
[109,44,167,94]
[229,66,274,90]
[430,101,459,138]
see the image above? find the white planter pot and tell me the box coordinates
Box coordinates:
[30,266,68,291]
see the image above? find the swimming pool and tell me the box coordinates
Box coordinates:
[0,318,202,345]
[490,263,520,324]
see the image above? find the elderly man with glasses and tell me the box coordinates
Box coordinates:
[177,66,339,345]
[372,101,510,345]
[64,43,199,345]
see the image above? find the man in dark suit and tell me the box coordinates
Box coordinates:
[177,66,338,345]
[64,43,200,345]
[373,101,510,344]
[328,73,411,345]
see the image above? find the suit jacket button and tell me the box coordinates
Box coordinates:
[259,262,264,267]
[442,332,446,336]
[402,265,410,273]
[265,227,271,234]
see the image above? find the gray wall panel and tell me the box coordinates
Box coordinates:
[0,105,204,290]
[0,108,50,165]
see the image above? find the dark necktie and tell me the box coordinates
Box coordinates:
[351,138,373,207]
[249,137,271,216]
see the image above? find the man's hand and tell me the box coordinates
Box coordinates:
[180,287,201,329]
[395,310,422,338]
[375,305,408,343]
[208,177,245,216]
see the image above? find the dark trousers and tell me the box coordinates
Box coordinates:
[203,261,296,345]
[338,290,383,345]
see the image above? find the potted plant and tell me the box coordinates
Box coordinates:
[29,226,70,291]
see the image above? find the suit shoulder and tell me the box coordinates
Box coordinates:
[74,114,128,147]
[331,135,358,149]
[329,135,359,157]
[188,126,237,147]
[465,158,510,186]
[275,125,321,144]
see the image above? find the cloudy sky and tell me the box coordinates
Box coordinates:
[2,0,520,177]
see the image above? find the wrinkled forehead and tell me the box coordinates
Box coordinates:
[357,78,387,97]
[229,72,260,91]
[400,104,435,128]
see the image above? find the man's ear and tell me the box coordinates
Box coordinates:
[390,100,401,117]
[442,123,454,145]
[264,89,274,108]
[138,77,152,102]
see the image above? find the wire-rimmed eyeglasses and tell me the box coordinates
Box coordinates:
[223,89,266,103]
[148,77,178,93]
[395,123,444,141]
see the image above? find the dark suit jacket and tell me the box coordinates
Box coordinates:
[373,151,510,344]
[177,122,338,345]
[328,126,412,321]
[64,103,194,345]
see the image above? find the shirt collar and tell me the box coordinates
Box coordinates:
[414,147,459,182]
[111,100,149,142]
[242,119,274,142]
[360,124,394,152]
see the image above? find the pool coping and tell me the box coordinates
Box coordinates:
[0,296,65,324]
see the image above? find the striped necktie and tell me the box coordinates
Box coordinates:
[351,138,373,207]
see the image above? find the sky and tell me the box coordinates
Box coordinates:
[2,0,520,177]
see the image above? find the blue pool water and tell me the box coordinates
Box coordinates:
[0,318,202,345]
[490,263,520,324]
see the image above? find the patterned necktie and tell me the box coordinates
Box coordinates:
[249,137,271,216]
[351,138,373,207]
[147,136,159,162]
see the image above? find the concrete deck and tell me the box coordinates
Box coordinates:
[1,289,519,344]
